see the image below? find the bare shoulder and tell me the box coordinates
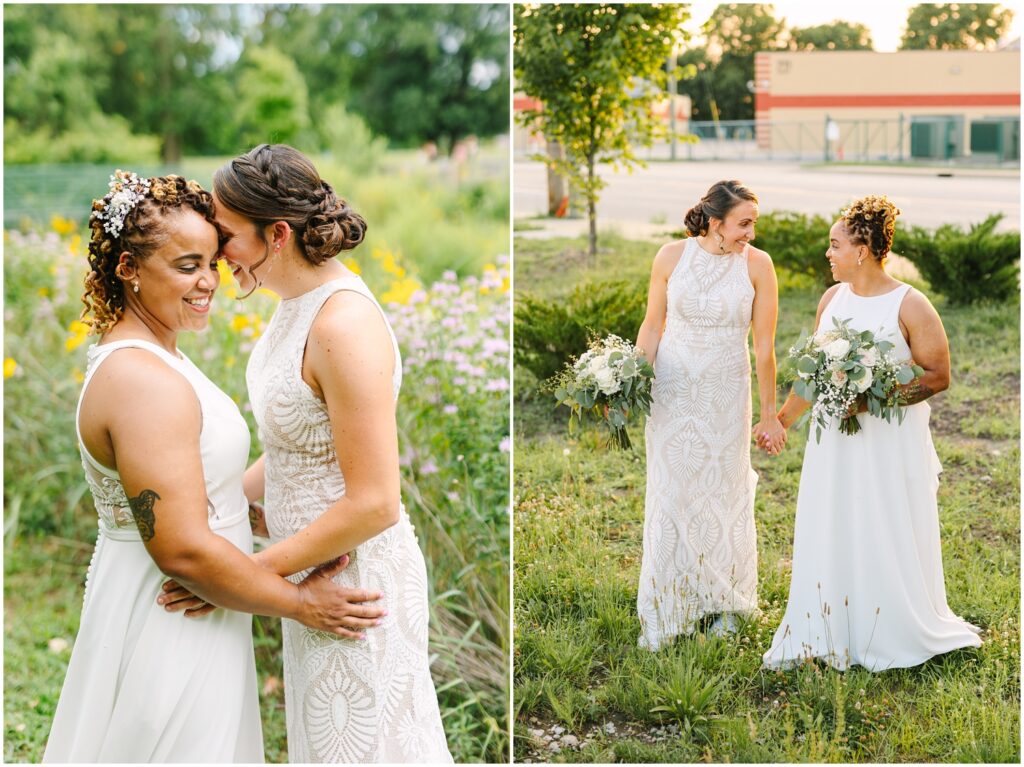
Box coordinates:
[651,239,686,278]
[899,285,941,325]
[746,245,775,279]
[816,282,843,313]
[306,289,395,382]
[309,289,391,348]
[87,348,199,430]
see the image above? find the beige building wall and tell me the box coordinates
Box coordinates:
[754,50,1020,159]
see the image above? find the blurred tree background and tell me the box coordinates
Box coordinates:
[3,3,509,164]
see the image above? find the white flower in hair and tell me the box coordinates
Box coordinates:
[94,170,151,237]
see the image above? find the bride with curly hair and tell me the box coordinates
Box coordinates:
[762,195,982,671]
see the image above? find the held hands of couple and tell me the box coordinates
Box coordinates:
[752,416,787,456]
[157,554,387,640]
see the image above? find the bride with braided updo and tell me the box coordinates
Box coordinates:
[45,172,385,762]
[762,195,982,670]
[159,144,452,762]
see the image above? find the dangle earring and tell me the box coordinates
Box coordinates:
[714,232,725,253]
[132,280,140,293]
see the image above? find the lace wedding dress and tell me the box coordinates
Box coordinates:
[637,237,759,650]
[763,283,981,670]
[247,275,451,763]
[45,340,263,762]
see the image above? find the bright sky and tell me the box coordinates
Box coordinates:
[682,1,1021,51]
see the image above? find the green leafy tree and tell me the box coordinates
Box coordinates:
[259,4,509,151]
[790,21,873,51]
[514,3,691,257]
[233,46,312,150]
[3,4,243,161]
[900,3,1013,49]
[700,4,785,121]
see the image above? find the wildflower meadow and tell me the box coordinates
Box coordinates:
[3,153,510,762]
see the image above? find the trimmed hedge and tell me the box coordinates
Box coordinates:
[893,214,1020,306]
[514,280,646,383]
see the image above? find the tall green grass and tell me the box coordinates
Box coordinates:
[513,233,1019,762]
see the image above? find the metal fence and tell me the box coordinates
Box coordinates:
[518,115,1021,165]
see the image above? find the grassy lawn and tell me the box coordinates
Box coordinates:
[513,232,1020,763]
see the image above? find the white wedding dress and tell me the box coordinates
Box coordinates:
[763,283,982,670]
[637,238,759,650]
[247,275,451,763]
[44,340,263,762]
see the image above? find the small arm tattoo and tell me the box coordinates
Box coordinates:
[127,489,160,542]
[900,380,935,406]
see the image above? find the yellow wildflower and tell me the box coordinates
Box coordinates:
[343,257,361,275]
[230,314,249,332]
[51,215,77,236]
[65,320,91,352]
[4,358,17,379]
[217,260,233,281]
[68,234,83,257]
[37,287,50,298]
[483,263,497,273]
[72,367,85,384]
[501,276,510,293]
[380,276,422,305]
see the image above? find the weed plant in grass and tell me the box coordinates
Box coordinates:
[4,219,510,762]
[513,233,1019,763]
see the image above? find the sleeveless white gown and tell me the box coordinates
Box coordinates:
[763,283,982,670]
[247,275,451,763]
[637,238,759,650]
[44,340,263,762]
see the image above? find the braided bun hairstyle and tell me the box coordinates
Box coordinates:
[82,174,216,334]
[840,195,901,260]
[212,144,366,265]
[684,180,757,237]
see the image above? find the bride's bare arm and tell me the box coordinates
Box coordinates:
[896,288,950,405]
[250,292,402,578]
[777,283,843,430]
[89,350,382,637]
[636,242,683,365]
[748,248,785,453]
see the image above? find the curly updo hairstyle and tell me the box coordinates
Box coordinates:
[684,179,758,237]
[212,144,366,265]
[82,174,217,334]
[840,195,901,260]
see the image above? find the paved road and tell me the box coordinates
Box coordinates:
[514,160,1020,237]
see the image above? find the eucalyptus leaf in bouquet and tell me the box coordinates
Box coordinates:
[791,316,924,442]
[546,334,655,450]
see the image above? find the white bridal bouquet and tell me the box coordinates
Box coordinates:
[791,317,924,442]
[548,334,655,450]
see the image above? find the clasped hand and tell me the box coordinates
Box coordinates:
[156,554,386,640]
[752,416,787,456]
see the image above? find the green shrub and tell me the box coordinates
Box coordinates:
[754,210,837,289]
[514,280,646,383]
[893,214,1020,306]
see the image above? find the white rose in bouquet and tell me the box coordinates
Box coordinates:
[824,338,851,359]
[595,365,620,395]
[830,368,848,386]
[812,331,832,350]
[849,365,873,393]
[859,346,879,367]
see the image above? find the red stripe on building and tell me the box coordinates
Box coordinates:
[514,95,541,111]
[758,93,1019,109]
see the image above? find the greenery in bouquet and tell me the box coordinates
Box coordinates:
[546,334,654,450]
[791,317,923,442]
